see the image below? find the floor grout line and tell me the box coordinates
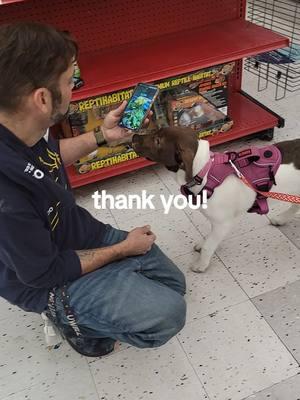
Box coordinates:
[175,336,211,400]
[241,373,300,400]
[214,254,300,393]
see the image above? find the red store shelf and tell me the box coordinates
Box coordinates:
[72,19,289,101]
[0,0,25,4]
[67,158,155,189]
[208,91,279,146]
[67,92,279,188]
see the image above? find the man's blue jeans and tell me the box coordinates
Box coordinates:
[52,224,186,348]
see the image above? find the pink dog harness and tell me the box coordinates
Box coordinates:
[181,145,282,214]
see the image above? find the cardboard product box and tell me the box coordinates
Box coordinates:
[166,86,227,129]
[156,62,234,111]
[65,87,157,175]
[193,62,235,116]
[153,62,235,137]
[74,145,139,175]
[64,62,235,175]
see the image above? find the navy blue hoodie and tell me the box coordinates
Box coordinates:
[0,124,106,313]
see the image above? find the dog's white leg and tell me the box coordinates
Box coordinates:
[194,238,204,253]
[269,204,300,226]
[193,224,212,252]
[191,221,234,273]
[194,222,212,252]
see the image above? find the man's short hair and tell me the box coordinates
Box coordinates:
[0,22,78,112]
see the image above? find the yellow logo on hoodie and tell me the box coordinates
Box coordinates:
[39,148,61,173]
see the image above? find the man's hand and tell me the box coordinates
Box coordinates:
[59,101,152,166]
[120,225,156,257]
[101,101,152,143]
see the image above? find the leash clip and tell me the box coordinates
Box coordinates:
[229,160,243,179]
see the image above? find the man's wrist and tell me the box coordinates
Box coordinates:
[93,126,108,147]
[116,240,129,258]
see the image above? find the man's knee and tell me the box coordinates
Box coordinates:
[175,267,186,295]
[147,293,186,348]
[164,294,186,334]
[148,244,187,296]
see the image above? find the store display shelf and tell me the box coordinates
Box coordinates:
[72,19,288,101]
[67,91,280,188]
[0,0,25,5]
[67,157,155,189]
[208,91,279,146]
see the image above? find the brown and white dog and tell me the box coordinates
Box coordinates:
[132,127,300,272]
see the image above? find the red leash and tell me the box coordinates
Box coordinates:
[229,160,300,204]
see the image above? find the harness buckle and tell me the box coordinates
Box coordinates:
[226,151,238,163]
[229,160,243,178]
[185,175,203,188]
[194,175,203,185]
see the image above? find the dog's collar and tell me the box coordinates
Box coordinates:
[184,151,214,189]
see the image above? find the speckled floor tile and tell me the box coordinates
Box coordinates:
[277,214,300,250]
[74,183,97,204]
[273,124,300,142]
[84,209,117,227]
[184,208,269,240]
[0,312,85,398]
[226,213,269,240]
[74,168,173,227]
[178,301,300,400]
[1,364,98,400]
[108,183,171,225]
[244,374,300,400]
[174,252,248,323]
[89,338,209,400]
[74,167,162,194]
[93,167,162,192]
[252,280,300,363]
[152,165,179,195]
[216,225,300,298]
[271,96,300,126]
[117,207,203,259]
[75,185,117,226]
[0,298,26,323]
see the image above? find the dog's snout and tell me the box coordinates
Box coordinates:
[132,134,141,145]
[132,134,147,153]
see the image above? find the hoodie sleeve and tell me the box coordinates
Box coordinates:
[0,208,82,289]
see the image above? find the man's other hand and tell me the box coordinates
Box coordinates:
[120,225,156,257]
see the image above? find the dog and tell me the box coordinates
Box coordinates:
[132,127,300,272]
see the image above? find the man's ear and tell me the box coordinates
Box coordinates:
[32,88,52,114]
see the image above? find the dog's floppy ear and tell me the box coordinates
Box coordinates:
[175,144,195,182]
[166,165,179,173]
[158,127,198,181]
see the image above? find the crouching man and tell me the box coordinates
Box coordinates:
[0,22,186,357]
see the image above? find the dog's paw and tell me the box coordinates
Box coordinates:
[269,216,286,226]
[190,262,209,273]
[193,242,202,253]
[191,249,211,273]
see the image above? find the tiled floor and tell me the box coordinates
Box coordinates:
[1,73,300,399]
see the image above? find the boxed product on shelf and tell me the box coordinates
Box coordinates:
[165,87,228,134]
[66,62,235,175]
[154,62,235,137]
[66,87,157,175]
[74,144,139,175]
